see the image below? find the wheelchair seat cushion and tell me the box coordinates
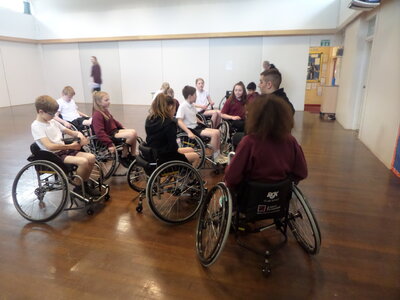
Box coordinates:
[238,179,292,222]
[29,143,77,174]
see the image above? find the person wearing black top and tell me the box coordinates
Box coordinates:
[258,68,295,115]
[145,94,199,166]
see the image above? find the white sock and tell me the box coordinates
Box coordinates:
[213,150,220,160]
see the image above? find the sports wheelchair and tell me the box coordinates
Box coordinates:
[82,128,143,181]
[195,179,321,276]
[127,142,205,224]
[12,142,110,222]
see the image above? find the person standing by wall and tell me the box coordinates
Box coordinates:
[90,56,102,92]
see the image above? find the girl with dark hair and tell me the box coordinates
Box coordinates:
[221,81,248,132]
[146,93,199,166]
[225,94,307,191]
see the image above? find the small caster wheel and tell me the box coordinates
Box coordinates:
[87,209,94,215]
[262,267,271,276]
[105,194,110,201]
[136,205,143,213]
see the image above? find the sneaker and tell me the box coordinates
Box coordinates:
[214,154,228,164]
[84,182,101,197]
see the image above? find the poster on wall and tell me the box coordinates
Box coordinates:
[391,127,400,177]
[307,52,322,82]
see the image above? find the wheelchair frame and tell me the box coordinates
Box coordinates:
[12,146,110,222]
[195,181,321,275]
[127,143,206,224]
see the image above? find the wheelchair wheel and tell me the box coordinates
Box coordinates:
[218,121,229,145]
[196,182,232,267]
[146,160,204,224]
[12,160,69,222]
[288,185,321,255]
[127,159,148,192]
[176,133,206,169]
[84,138,118,180]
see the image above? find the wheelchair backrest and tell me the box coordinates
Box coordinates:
[138,143,156,163]
[238,179,292,222]
[29,143,71,174]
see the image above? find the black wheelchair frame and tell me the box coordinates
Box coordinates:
[12,143,110,222]
[195,180,321,276]
[127,142,206,224]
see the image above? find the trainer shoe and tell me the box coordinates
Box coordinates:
[215,154,228,164]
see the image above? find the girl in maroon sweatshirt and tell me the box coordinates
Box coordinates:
[92,91,137,167]
[225,94,307,194]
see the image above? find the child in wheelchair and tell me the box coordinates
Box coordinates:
[145,93,199,166]
[31,95,100,197]
[220,81,247,133]
[92,91,138,168]
[194,78,221,128]
[53,86,91,131]
[177,85,228,165]
[225,94,307,212]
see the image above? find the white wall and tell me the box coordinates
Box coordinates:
[0,41,44,106]
[262,36,310,111]
[335,18,364,129]
[31,0,339,39]
[210,37,262,106]
[162,39,209,104]
[358,0,400,168]
[119,40,163,105]
[0,8,36,39]
[41,43,84,101]
[0,47,10,107]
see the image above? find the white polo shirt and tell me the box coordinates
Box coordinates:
[31,119,65,151]
[57,98,80,121]
[195,90,209,112]
[176,100,198,129]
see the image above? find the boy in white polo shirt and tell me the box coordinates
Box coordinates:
[54,86,91,131]
[31,95,99,197]
[176,85,227,164]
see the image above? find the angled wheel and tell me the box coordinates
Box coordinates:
[217,121,231,154]
[83,138,118,180]
[12,160,69,222]
[146,160,204,224]
[196,182,232,267]
[288,184,321,255]
[127,159,148,192]
[176,133,206,169]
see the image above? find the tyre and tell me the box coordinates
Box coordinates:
[12,160,69,222]
[146,160,204,224]
[176,133,206,169]
[196,182,232,267]
[127,159,148,192]
[84,138,118,180]
[288,185,321,255]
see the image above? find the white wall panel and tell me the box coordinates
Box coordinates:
[78,42,122,104]
[119,40,162,105]
[41,43,84,103]
[358,0,400,168]
[262,36,310,111]
[32,0,339,40]
[0,8,36,39]
[162,39,209,104]
[209,37,262,107]
[0,42,44,106]
[0,48,10,107]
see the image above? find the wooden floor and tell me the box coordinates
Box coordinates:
[0,104,399,300]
